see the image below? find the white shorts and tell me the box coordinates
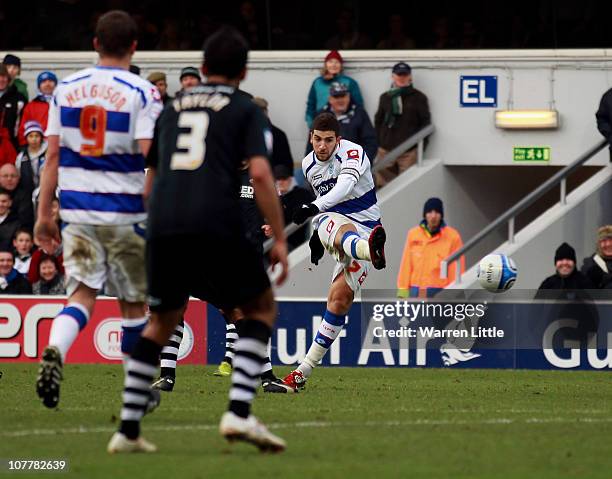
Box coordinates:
[62,223,146,302]
[314,212,371,293]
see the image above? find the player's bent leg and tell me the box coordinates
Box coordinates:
[37,282,96,408]
[335,223,371,262]
[220,288,286,452]
[334,222,387,269]
[284,275,352,389]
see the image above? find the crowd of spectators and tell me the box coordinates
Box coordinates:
[0,54,65,295]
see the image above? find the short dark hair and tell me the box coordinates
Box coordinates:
[95,10,138,58]
[0,187,11,198]
[203,26,249,79]
[311,112,340,136]
[38,253,59,272]
[13,228,32,240]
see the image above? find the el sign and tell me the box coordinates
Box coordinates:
[460,75,497,107]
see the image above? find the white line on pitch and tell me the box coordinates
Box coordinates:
[3,416,612,438]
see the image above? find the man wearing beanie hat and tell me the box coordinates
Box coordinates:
[305,50,364,128]
[537,242,593,293]
[179,66,201,91]
[581,225,612,288]
[3,54,28,101]
[147,71,173,106]
[397,197,464,298]
[17,71,58,146]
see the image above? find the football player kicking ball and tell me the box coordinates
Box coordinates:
[282,112,386,390]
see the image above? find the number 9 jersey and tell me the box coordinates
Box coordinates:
[46,66,163,225]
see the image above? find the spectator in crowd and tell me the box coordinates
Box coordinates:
[377,14,416,49]
[537,242,598,342]
[307,82,377,160]
[28,197,63,284]
[428,16,455,49]
[16,121,47,191]
[0,163,33,230]
[252,97,294,172]
[0,249,32,294]
[0,189,19,250]
[147,71,173,106]
[538,243,594,290]
[0,64,26,156]
[273,164,314,250]
[32,254,66,295]
[179,66,201,91]
[374,62,431,188]
[237,1,265,49]
[397,197,464,298]
[596,87,612,159]
[12,228,34,275]
[305,50,363,128]
[17,71,57,146]
[3,54,28,101]
[581,225,612,288]
[325,8,372,50]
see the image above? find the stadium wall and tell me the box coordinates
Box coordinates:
[453,163,612,289]
[4,49,611,168]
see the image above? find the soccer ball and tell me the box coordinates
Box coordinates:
[477,253,517,292]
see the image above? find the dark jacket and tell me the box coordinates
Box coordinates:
[0,84,27,149]
[596,88,612,150]
[374,84,431,151]
[8,185,34,231]
[0,214,20,250]
[33,274,66,295]
[280,185,315,250]
[581,254,612,288]
[270,124,293,172]
[307,102,378,161]
[0,268,32,294]
[537,269,594,292]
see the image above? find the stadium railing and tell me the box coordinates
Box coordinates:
[440,138,609,283]
[262,123,436,254]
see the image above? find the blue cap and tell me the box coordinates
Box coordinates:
[37,71,58,88]
[329,82,349,97]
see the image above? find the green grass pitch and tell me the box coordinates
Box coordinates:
[1,364,612,478]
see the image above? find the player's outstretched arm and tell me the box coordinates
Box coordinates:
[249,156,288,286]
[34,135,60,252]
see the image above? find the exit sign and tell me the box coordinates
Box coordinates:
[513,146,551,162]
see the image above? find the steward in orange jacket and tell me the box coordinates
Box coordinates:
[397,197,464,298]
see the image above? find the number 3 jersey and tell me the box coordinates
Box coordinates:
[46,66,163,225]
[146,84,271,239]
[302,139,381,230]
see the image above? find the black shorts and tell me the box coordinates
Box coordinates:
[146,233,270,312]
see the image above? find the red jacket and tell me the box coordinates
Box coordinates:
[18,96,50,146]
